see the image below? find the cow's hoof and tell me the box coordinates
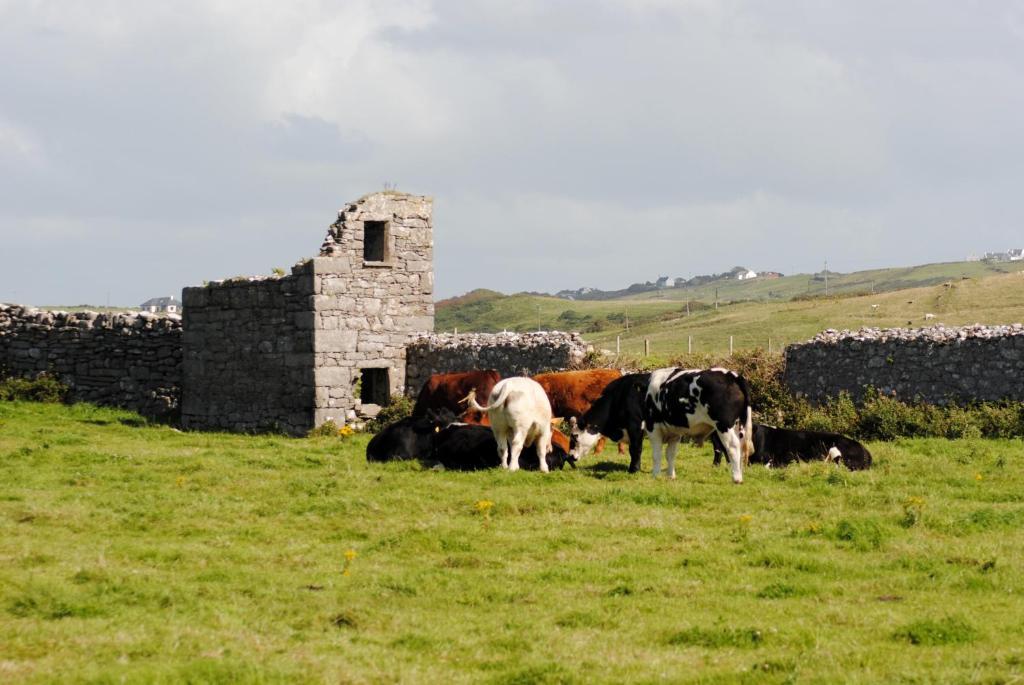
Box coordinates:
[628,466,640,474]
[732,478,743,485]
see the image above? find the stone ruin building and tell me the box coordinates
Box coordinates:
[1,190,590,436]
[181,192,434,434]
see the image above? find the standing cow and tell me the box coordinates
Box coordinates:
[568,373,651,472]
[643,367,754,484]
[464,377,554,473]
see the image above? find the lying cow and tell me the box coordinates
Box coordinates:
[568,373,651,472]
[365,409,457,462]
[644,367,754,484]
[711,424,872,471]
[464,377,554,473]
[430,424,570,471]
[413,370,501,423]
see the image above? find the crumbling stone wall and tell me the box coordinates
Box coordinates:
[0,304,181,417]
[405,332,592,396]
[182,192,434,434]
[785,324,1024,405]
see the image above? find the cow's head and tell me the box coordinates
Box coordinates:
[568,416,602,462]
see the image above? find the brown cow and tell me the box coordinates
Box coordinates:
[532,369,624,455]
[531,369,623,419]
[413,370,501,423]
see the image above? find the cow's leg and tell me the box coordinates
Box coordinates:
[665,438,681,480]
[627,426,644,473]
[508,432,526,473]
[716,428,744,484]
[496,432,510,469]
[595,436,607,455]
[649,429,663,478]
[536,425,551,474]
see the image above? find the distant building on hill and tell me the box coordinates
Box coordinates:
[736,269,758,280]
[140,296,181,314]
[982,249,1024,262]
[760,271,784,279]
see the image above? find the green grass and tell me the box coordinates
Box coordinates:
[3,402,1024,683]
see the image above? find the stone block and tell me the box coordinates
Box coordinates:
[314,329,358,353]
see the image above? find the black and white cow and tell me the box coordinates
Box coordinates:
[568,373,651,472]
[643,367,754,484]
[711,424,872,471]
[429,423,571,471]
[365,409,457,462]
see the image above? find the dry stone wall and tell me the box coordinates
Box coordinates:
[405,332,592,395]
[181,274,316,434]
[785,324,1024,405]
[0,304,182,417]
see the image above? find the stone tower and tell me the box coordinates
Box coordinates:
[181,191,434,434]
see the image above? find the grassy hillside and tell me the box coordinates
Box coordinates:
[590,271,1024,360]
[437,262,1024,360]
[619,259,1020,304]
[3,401,1024,682]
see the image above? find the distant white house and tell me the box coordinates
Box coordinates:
[736,270,758,280]
[982,248,1024,263]
[140,296,181,314]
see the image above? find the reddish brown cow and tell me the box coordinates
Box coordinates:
[531,369,623,419]
[412,370,501,423]
[532,369,624,455]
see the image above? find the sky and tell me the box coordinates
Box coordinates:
[2,0,1024,306]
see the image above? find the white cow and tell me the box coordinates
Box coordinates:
[464,377,554,473]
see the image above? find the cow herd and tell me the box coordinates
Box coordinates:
[366,367,872,481]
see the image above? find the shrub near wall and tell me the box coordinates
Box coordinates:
[594,348,1024,441]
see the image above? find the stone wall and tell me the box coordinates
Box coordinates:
[181,274,316,434]
[0,304,182,418]
[404,332,592,395]
[785,324,1024,405]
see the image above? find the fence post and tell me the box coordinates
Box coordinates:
[729,336,734,355]
[688,336,692,354]
[616,335,621,355]
[644,338,650,357]
[768,337,772,354]
[454,327,458,336]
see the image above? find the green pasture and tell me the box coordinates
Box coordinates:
[2,401,1024,683]
[438,270,1024,361]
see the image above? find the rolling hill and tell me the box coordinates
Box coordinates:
[436,260,1024,360]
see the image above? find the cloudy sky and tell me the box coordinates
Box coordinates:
[2,1,1023,305]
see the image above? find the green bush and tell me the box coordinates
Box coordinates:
[0,374,69,403]
[365,394,415,433]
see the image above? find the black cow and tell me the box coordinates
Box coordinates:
[643,367,754,484]
[712,424,872,471]
[567,372,651,473]
[365,409,457,462]
[428,423,571,471]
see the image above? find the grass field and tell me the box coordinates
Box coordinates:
[3,401,1024,683]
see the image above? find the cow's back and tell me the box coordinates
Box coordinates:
[413,369,501,422]
[533,369,622,418]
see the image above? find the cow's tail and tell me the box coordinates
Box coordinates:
[737,375,755,463]
[462,383,512,415]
